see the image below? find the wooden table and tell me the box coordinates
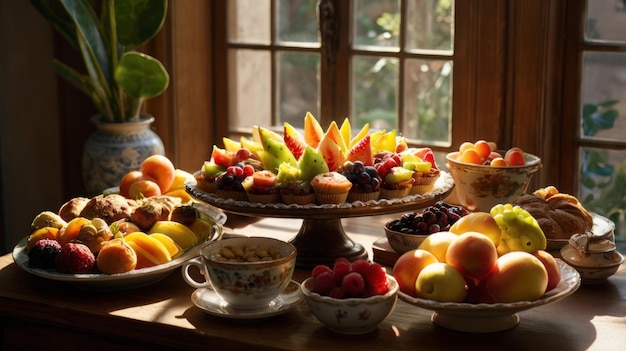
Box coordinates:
[1,213,625,351]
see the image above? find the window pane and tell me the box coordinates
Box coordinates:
[406,0,454,52]
[403,59,453,144]
[586,0,626,43]
[277,52,320,128]
[351,56,399,131]
[277,0,319,45]
[581,52,626,140]
[579,147,626,241]
[228,49,272,130]
[228,0,270,44]
[353,0,401,50]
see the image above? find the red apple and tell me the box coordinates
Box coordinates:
[392,249,438,297]
[484,251,548,303]
[446,231,498,281]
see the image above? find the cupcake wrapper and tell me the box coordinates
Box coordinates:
[216,190,248,201]
[347,191,380,203]
[380,187,411,199]
[281,192,317,205]
[315,192,349,205]
[246,192,281,204]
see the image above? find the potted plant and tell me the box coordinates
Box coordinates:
[31,0,170,195]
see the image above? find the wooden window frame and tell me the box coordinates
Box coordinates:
[57,0,571,197]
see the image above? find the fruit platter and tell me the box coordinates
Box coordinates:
[13,156,225,291]
[187,113,454,267]
[398,259,580,333]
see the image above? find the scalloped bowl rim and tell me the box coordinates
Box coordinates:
[398,259,580,314]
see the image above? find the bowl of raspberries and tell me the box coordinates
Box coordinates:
[300,258,398,335]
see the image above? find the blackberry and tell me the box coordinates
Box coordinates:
[386,201,469,235]
[28,239,61,269]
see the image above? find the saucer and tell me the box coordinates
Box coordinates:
[191,280,303,319]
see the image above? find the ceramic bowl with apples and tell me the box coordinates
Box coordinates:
[391,210,581,333]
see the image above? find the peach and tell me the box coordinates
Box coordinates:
[533,250,561,292]
[96,238,137,274]
[119,170,144,198]
[449,212,502,247]
[417,231,458,262]
[129,179,162,199]
[140,155,176,193]
[446,231,498,281]
[484,251,548,303]
[392,249,438,297]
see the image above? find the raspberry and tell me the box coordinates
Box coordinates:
[364,263,389,296]
[55,243,96,274]
[28,239,61,269]
[328,286,346,299]
[311,264,332,278]
[342,272,365,297]
[332,258,352,284]
[313,271,337,295]
[350,259,370,276]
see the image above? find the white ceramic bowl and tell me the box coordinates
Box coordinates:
[398,259,580,333]
[383,220,428,254]
[300,274,399,335]
[182,237,297,309]
[445,151,542,212]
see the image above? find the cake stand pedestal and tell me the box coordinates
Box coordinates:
[187,172,454,268]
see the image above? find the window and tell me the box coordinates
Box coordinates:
[563,0,626,240]
[215,0,462,150]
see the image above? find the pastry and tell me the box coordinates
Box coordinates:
[310,172,352,204]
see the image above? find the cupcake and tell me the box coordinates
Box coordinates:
[380,166,414,199]
[276,163,317,205]
[195,161,225,193]
[242,170,281,204]
[215,164,249,201]
[310,172,353,204]
[340,161,381,202]
[400,151,440,195]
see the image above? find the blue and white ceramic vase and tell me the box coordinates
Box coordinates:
[82,114,165,196]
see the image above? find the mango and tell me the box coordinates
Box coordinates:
[124,232,172,268]
[147,221,198,250]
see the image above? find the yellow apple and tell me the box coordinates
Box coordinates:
[417,231,459,262]
[484,251,548,303]
[415,262,468,302]
[449,211,502,247]
[533,250,561,292]
[446,231,498,281]
[392,249,438,297]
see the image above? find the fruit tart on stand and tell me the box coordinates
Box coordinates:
[188,113,454,268]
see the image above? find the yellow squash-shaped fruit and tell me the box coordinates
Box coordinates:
[149,233,183,259]
[147,221,198,250]
[124,232,172,269]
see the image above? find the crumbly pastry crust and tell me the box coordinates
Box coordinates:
[515,186,593,239]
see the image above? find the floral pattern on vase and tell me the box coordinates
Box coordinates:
[82,115,164,196]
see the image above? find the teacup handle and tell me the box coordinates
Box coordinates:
[181,257,212,289]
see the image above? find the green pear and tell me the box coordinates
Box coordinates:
[298,146,329,182]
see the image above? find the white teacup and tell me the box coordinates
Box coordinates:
[182,237,297,309]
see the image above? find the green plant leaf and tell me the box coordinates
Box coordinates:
[115,51,169,99]
[115,0,167,48]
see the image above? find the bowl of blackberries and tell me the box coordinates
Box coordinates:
[384,202,470,254]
